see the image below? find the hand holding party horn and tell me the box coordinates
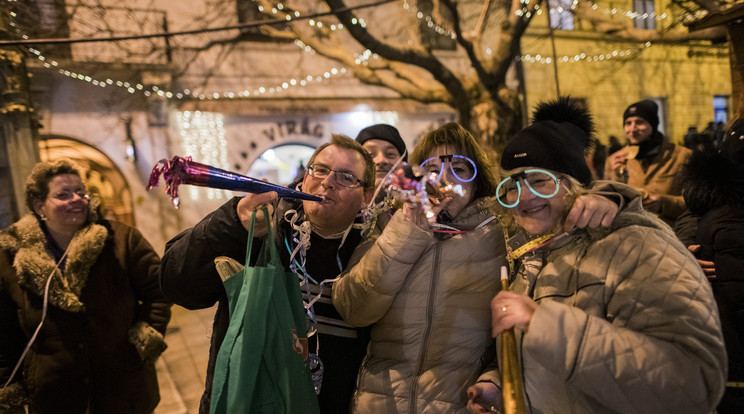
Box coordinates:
[382,163,466,224]
[147,156,323,207]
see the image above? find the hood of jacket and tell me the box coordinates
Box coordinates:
[0,214,108,311]
[681,149,744,216]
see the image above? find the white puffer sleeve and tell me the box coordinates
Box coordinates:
[333,210,435,327]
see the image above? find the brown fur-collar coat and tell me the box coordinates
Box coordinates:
[0,215,172,414]
[1,215,107,312]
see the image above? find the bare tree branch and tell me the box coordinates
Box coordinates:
[11,0,733,148]
[322,0,472,125]
[249,0,450,103]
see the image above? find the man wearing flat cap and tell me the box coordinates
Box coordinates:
[604,99,691,226]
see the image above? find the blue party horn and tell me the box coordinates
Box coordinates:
[148,156,322,207]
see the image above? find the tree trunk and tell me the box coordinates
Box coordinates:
[467,95,523,165]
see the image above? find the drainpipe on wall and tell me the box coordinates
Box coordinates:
[0,12,40,227]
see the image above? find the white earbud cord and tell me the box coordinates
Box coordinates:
[2,247,69,390]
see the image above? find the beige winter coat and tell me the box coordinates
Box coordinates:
[604,139,691,226]
[333,196,506,414]
[479,211,726,413]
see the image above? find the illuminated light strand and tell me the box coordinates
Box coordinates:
[517,42,651,64]
[9,3,351,102]
[515,0,536,18]
[353,48,379,65]
[588,3,670,21]
[27,47,348,99]
[519,40,725,65]
[588,3,709,23]
[9,6,361,102]
[293,39,318,55]
[516,0,577,19]
[3,0,389,47]
[7,4,709,101]
[394,0,690,25]
[401,0,456,40]
[250,2,377,61]
[293,39,379,67]
[514,0,706,23]
[252,0,359,30]
[253,0,708,29]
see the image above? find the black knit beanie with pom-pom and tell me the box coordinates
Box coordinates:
[501,97,594,186]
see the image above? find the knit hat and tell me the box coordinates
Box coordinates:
[623,100,659,131]
[355,124,407,161]
[501,97,593,186]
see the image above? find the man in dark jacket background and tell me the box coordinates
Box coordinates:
[680,119,744,413]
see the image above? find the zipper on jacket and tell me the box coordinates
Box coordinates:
[409,242,441,414]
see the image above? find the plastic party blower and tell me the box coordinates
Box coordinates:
[147,156,323,207]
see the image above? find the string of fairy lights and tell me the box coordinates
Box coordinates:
[252,0,365,31]
[514,0,708,24]
[248,0,707,37]
[518,42,651,64]
[585,2,709,23]
[6,1,715,102]
[401,0,456,40]
[28,46,349,100]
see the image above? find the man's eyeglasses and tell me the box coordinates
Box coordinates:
[51,190,90,201]
[496,169,560,208]
[307,165,365,188]
[419,154,477,183]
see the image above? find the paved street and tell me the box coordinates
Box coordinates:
[154,305,217,414]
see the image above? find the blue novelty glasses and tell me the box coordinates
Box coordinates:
[496,169,560,208]
[419,154,477,183]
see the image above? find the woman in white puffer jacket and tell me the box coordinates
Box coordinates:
[334,122,623,414]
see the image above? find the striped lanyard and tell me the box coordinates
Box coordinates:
[504,230,570,276]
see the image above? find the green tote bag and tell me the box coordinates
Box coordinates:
[210,206,320,414]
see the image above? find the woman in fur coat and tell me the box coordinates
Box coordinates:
[681,119,744,413]
[0,159,172,414]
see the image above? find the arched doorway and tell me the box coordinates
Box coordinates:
[247,143,316,185]
[37,136,135,226]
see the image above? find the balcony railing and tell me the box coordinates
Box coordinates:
[65,4,170,64]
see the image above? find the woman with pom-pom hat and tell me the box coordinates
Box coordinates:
[467,98,726,414]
